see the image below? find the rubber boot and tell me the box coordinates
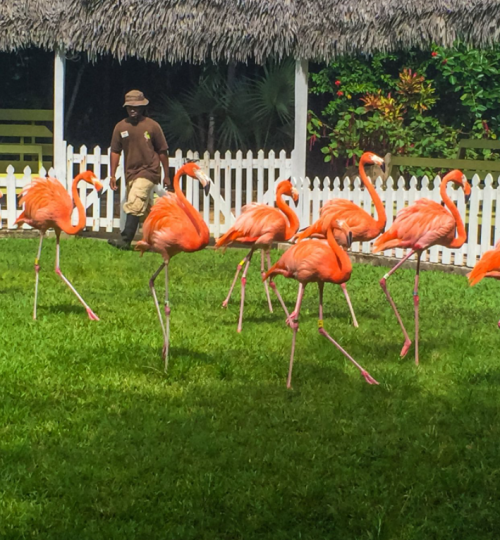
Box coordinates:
[108,214,140,250]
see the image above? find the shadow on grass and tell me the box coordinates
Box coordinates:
[3,355,500,540]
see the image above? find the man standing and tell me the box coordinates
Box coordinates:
[108,89,171,250]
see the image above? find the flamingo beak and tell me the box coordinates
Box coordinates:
[291,187,299,202]
[195,169,212,196]
[347,231,353,248]
[463,179,471,203]
[94,180,104,197]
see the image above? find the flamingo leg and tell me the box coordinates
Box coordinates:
[413,254,421,366]
[379,250,415,357]
[340,283,359,328]
[261,249,273,313]
[237,249,255,333]
[33,232,44,320]
[54,233,99,321]
[318,283,378,385]
[266,250,290,319]
[286,282,305,389]
[222,248,253,308]
[164,261,171,372]
[149,261,167,350]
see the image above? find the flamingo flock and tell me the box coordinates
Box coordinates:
[7,152,497,387]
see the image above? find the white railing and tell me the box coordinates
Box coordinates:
[1,146,499,268]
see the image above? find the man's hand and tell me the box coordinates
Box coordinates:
[164,176,174,192]
[110,176,117,191]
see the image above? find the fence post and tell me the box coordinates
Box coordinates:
[467,175,481,267]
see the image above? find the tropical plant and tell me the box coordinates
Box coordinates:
[151,60,295,153]
[309,44,500,176]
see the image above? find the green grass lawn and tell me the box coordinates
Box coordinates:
[1,237,500,540]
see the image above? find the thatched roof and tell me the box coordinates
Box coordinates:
[1,1,500,63]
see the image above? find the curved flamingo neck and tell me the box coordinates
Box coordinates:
[326,227,352,281]
[359,155,386,231]
[59,174,87,235]
[276,187,299,240]
[173,168,206,240]
[440,177,466,249]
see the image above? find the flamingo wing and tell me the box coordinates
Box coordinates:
[469,244,500,285]
[266,239,346,284]
[374,199,456,252]
[216,204,286,246]
[141,194,207,253]
[17,176,72,225]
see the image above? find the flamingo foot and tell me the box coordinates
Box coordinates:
[353,319,359,329]
[86,308,100,321]
[361,370,379,385]
[400,338,412,358]
[222,300,228,308]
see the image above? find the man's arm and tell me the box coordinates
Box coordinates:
[159,151,171,190]
[109,151,120,191]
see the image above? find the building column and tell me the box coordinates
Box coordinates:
[291,59,309,182]
[54,49,66,186]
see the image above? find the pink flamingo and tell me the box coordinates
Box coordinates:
[264,216,379,388]
[295,152,387,327]
[372,169,471,364]
[15,171,103,320]
[468,240,500,327]
[135,161,211,370]
[215,179,299,332]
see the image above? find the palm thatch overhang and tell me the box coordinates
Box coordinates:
[0,0,295,63]
[2,0,500,63]
[295,0,500,61]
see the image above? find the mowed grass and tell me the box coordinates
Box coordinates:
[1,237,500,540]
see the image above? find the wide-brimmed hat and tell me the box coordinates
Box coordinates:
[123,90,149,107]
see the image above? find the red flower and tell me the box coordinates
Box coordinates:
[431,51,438,57]
[335,80,341,86]
[336,90,344,97]
[442,59,448,65]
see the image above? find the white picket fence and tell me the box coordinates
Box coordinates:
[1,146,499,268]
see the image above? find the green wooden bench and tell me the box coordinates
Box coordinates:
[0,109,54,175]
[385,139,500,179]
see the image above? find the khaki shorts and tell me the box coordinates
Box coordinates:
[123,177,155,216]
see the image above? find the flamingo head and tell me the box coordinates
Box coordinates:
[79,170,103,192]
[361,152,385,172]
[182,162,212,196]
[325,217,352,248]
[278,179,299,202]
[444,170,471,202]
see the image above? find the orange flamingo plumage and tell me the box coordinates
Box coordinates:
[468,240,500,327]
[264,216,378,388]
[215,179,299,332]
[15,171,103,319]
[295,152,387,327]
[372,169,471,364]
[135,161,211,370]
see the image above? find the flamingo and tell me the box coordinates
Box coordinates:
[295,152,387,327]
[468,240,500,327]
[15,171,103,320]
[263,216,379,388]
[135,161,211,370]
[215,179,299,332]
[372,169,471,364]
